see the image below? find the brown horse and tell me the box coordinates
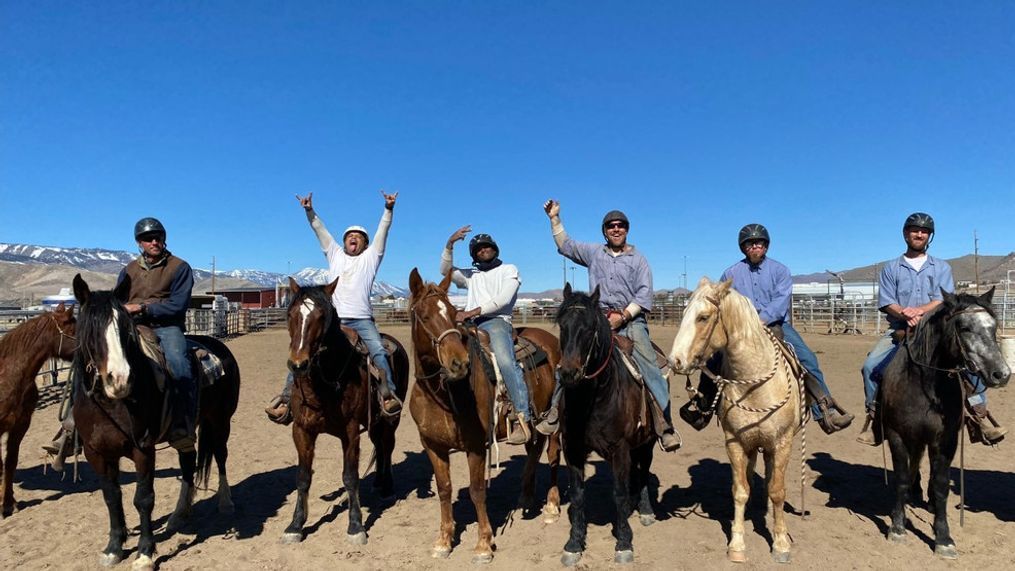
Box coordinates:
[407,268,561,563]
[0,304,76,517]
[281,277,409,545]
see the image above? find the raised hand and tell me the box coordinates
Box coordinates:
[381,189,398,210]
[446,225,472,248]
[543,199,560,219]
[295,193,314,211]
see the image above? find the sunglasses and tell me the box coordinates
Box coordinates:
[605,222,628,230]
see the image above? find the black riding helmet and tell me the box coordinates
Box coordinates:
[601,210,629,236]
[738,223,770,252]
[134,217,167,241]
[469,233,499,261]
[903,212,935,233]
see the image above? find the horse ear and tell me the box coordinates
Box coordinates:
[73,274,90,304]
[323,276,339,297]
[696,276,711,289]
[590,285,601,306]
[978,286,996,305]
[715,279,733,298]
[288,276,301,295]
[941,288,957,308]
[563,282,573,299]
[113,275,131,303]
[438,270,453,292]
[409,268,423,296]
[55,302,65,312]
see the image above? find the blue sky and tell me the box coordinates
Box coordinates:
[2,2,1013,292]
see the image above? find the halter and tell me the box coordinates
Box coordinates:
[558,303,614,380]
[409,292,464,381]
[49,312,76,357]
[902,306,992,379]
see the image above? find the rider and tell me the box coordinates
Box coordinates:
[536,200,682,452]
[44,217,196,468]
[857,212,1007,446]
[440,226,531,444]
[265,191,402,423]
[679,224,854,434]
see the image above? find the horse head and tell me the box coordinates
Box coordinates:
[286,276,339,374]
[49,302,78,360]
[72,274,136,400]
[668,277,736,374]
[941,287,1010,388]
[408,268,469,380]
[555,283,612,386]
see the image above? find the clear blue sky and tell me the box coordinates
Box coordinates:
[3,2,1013,292]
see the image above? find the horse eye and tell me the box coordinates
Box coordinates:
[697,314,709,323]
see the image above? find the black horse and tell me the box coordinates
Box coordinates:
[556,284,657,566]
[880,288,1010,559]
[71,275,240,570]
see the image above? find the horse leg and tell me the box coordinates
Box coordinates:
[90,454,128,567]
[341,426,367,545]
[130,450,157,571]
[423,443,454,558]
[908,446,926,507]
[610,444,636,564]
[725,439,751,562]
[167,449,197,532]
[369,419,396,498]
[518,433,544,512]
[561,458,588,567]
[885,430,911,543]
[633,443,656,526]
[213,422,234,514]
[2,421,29,517]
[542,430,562,523]
[466,449,495,564]
[767,438,793,564]
[282,426,318,544]
[928,441,958,559]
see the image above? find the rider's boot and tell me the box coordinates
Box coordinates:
[968,403,1007,445]
[803,373,855,434]
[647,393,682,452]
[856,410,882,447]
[265,394,293,425]
[44,428,79,472]
[535,384,562,436]
[168,381,198,451]
[375,367,403,418]
[506,414,533,445]
[678,375,718,431]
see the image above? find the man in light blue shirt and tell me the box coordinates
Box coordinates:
[857,212,1006,445]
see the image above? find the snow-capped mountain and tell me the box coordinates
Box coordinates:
[289,267,409,297]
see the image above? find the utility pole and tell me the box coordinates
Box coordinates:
[211,256,216,295]
[973,230,980,294]
[682,256,688,290]
[562,258,567,288]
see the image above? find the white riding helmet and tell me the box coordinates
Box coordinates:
[342,225,369,244]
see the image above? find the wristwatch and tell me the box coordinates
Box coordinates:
[139,303,148,316]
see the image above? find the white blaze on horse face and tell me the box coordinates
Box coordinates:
[436,299,451,323]
[297,298,315,353]
[103,308,132,399]
[669,295,706,373]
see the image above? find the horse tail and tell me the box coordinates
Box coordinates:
[196,424,213,489]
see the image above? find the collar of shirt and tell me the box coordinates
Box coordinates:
[601,243,636,257]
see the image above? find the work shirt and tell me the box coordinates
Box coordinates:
[440,250,521,323]
[312,209,392,319]
[720,257,793,325]
[558,238,653,312]
[878,254,954,330]
[117,251,193,330]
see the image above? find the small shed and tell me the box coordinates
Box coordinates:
[213,287,278,309]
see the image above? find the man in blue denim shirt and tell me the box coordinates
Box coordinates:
[857,212,1006,445]
[535,199,681,452]
[681,224,854,434]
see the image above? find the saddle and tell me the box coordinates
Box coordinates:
[340,326,399,381]
[470,327,550,443]
[610,334,670,430]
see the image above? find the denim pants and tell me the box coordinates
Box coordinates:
[619,317,672,422]
[282,318,396,398]
[861,331,987,412]
[479,318,531,420]
[781,322,833,420]
[155,325,196,415]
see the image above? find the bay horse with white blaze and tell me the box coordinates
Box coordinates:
[556,283,658,567]
[879,288,1009,559]
[669,277,805,564]
[0,303,76,517]
[407,268,561,563]
[71,275,240,570]
[281,277,409,545]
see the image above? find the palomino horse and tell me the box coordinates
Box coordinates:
[407,268,561,563]
[71,275,240,570]
[556,284,658,567]
[879,288,1009,558]
[0,303,76,517]
[669,277,804,564]
[281,277,409,545]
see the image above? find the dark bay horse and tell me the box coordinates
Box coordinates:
[556,284,657,567]
[281,277,409,545]
[71,275,240,570]
[880,288,1010,559]
[407,268,561,563]
[0,303,76,517]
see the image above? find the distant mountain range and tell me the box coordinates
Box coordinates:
[792,253,1015,285]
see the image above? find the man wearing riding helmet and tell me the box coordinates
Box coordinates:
[857,212,1006,446]
[440,226,531,444]
[265,191,402,423]
[680,223,854,435]
[44,217,197,466]
[537,200,682,452]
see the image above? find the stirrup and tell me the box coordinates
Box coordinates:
[265,395,293,425]
[380,394,403,418]
[534,406,559,436]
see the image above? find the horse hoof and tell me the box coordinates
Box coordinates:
[346,531,368,545]
[472,552,494,564]
[98,552,123,567]
[639,514,657,527]
[132,554,155,571]
[887,531,907,544]
[561,551,582,567]
[935,544,958,559]
[772,551,791,564]
[615,550,634,564]
[432,547,452,559]
[727,550,747,563]
[280,532,304,544]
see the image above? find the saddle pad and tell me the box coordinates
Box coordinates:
[186,339,225,388]
[774,337,806,380]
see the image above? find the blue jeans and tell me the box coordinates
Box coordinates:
[781,323,833,420]
[282,318,396,398]
[862,331,987,413]
[479,318,531,421]
[155,325,196,420]
[620,317,672,422]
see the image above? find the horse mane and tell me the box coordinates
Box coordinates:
[555,290,606,331]
[0,313,54,360]
[908,292,995,364]
[691,282,767,342]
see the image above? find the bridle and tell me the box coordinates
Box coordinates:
[410,292,464,380]
[50,312,77,357]
[903,306,993,379]
[559,303,614,380]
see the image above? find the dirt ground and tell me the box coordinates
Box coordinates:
[2,325,1014,570]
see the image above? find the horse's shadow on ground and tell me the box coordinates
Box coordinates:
[14,459,179,512]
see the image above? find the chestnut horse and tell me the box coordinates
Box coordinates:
[281,277,409,545]
[71,275,240,570]
[0,303,76,517]
[407,268,561,563]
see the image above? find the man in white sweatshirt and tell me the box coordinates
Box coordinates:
[441,226,531,445]
[266,191,402,423]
